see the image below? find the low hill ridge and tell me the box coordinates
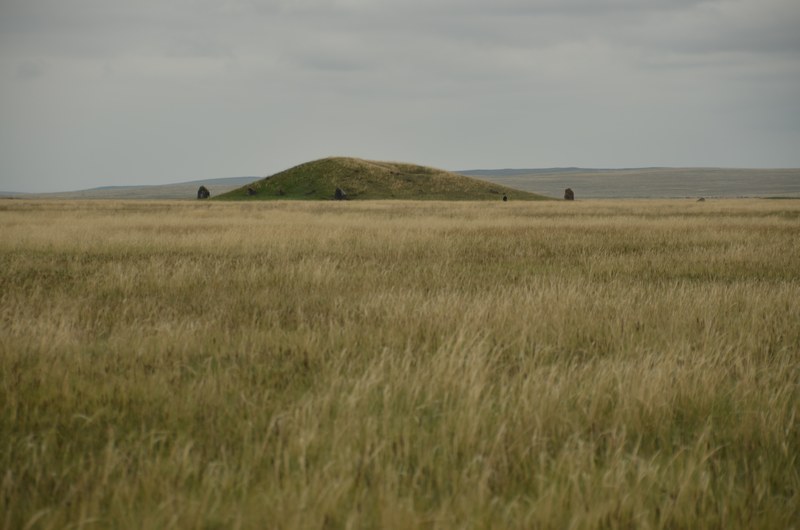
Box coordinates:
[215,157,548,201]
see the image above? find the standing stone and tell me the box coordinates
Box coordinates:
[197,186,210,199]
[502,194,508,202]
[334,187,347,200]
[246,186,257,196]
[564,188,575,200]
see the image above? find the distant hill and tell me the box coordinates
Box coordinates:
[459,168,800,199]
[215,157,549,201]
[459,168,586,177]
[3,176,261,200]
[5,166,798,201]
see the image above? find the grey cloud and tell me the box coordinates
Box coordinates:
[294,53,373,73]
[16,60,44,79]
[618,0,800,57]
[5,0,793,72]
[1,0,799,193]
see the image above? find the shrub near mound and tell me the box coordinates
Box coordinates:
[215,157,550,201]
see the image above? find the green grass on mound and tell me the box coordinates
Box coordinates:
[215,157,550,201]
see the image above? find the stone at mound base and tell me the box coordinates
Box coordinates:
[197,186,210,199]
[334,187,347,200]
[564,188,575,200]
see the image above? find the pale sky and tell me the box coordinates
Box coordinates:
[1,0,799,192]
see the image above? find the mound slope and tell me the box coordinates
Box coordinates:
[215,157,549,201]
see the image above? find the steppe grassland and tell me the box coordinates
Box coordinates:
[1,199,798,529]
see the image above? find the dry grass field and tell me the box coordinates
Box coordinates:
[1,199,798,529]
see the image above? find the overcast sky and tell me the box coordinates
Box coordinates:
[1,0,799,192]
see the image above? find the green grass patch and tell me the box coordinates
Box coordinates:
[215,157,550,201]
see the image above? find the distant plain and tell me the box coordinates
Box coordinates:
[463,167,800,199]
[4,167,799,200]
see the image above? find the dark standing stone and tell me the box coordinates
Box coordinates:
[246,186,257,196]
[697,197,706,202]
[502,194,508,202]
[197,186,210,199]
[334,187,347,200]
[564,188,575,200]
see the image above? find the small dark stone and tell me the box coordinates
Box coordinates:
[697,197,705,202]
[197,186,210,200]
[564,188,575,200]
[334,187,347,200]
[502,194,508,202]
[246,186,257,196]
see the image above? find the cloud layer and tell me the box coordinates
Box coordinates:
[1,0,799,191]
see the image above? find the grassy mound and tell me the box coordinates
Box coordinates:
[215,157,549,200]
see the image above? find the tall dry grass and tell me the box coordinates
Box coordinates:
[1,199,798,529]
